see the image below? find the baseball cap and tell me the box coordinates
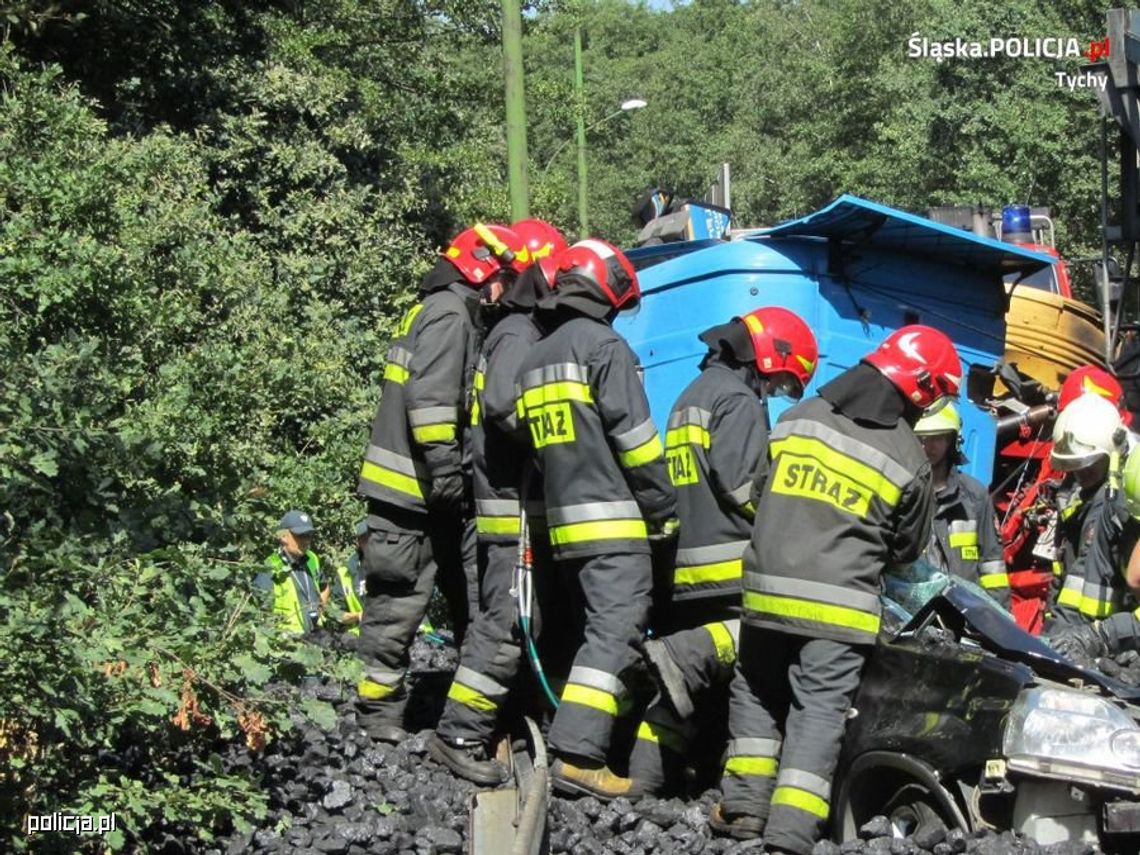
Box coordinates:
[278,510,315,535]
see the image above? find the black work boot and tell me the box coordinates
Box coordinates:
[427,733,510,786]
[362,721,408,745]
[643,638,695,719]
[708,801,765,840]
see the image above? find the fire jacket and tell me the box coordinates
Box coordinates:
[516,316,676,560]
[741,384,933,646]
[923,467,1009,607]
[356,283,481,513]
[472,312,543,542]
[1055,481,1132,622]
[665,362,768,604]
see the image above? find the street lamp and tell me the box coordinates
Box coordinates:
[540,98,648,176]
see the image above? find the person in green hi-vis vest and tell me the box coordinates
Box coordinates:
[328,521,368,636]
[255,510,325,635]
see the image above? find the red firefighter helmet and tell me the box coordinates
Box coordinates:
[863,325,962,410]
[511,219,568,261]
[1058,365,1125,413]
[739,307,819,398]
[554,239,640,310]
[443,223,527,284]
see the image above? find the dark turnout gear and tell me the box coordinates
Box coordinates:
[665,362,768,606]
[1053,481,1119,622]
[925,467,1010,607]
[719,362,938,853]
[255,550,324,635]
[721,627,867,854]
[519,244,675,772]
[355,260,485,732]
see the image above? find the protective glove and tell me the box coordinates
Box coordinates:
[1047,620,1108,666]
[647,516,680,543]
[1097,611,1140,655]
[429,473,466,514]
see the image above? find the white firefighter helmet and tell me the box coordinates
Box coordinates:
[1050,392,1126,472]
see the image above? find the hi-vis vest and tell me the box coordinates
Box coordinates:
[742,396,932,646]
[265,551,323,634]
[665,363,768,606]
[515,316,675,560]
[356,284,479,512]
[332,557,364,636]
[471,313,544,542]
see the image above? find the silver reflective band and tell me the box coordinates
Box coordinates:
[475,499,521,517]
[387,346,413,367]
[547,500,643,525]
[726,737,782,757]
[453,666,509,700]
[744,573,881,613]
[520,362,590,389]
[366,667,404,685]
[721,619,741,647]
[948,519,978,534]
[776,768,831,799]
[676,541,749,566]
[979,560,1006,575]
[613,418,660,451]
[408,406,458,427]
[667,406,712,429]
[365,444,422,477]
[726,482,752,506]
[772,418,913,491]
[567,665,626,698]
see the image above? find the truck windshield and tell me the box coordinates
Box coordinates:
[1003,266,1057,293]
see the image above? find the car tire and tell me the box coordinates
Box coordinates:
[881,782,950,839]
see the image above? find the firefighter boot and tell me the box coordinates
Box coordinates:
[551,755,645,802]
[427,733,510,786]
[708,802,764,840]
[363,721,408,745]
[643,638,695,719]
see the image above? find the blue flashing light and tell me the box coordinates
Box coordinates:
[1002,205,1032,244]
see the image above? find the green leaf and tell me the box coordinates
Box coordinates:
[28,451,58,476]
[299,697,336,730]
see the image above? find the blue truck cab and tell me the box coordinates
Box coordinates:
[616,195,1055,483]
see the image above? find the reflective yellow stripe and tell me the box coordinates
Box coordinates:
[948,531,978,548]
[674,559,742,587]
[636,720,688,753]
[743,591,880,636]
[665,425,711,449]
[447,682,498,713]
[474,370,485,390]
[704,622,737,665]
[357,679,396,700]
[549,519,647,546]
[521,381,593,408]
[1061,499,1083,521]
[383,363,409,384]
[619,435,664,468]
[360,460,424,499]
[561,684,619,715]
[770,435,902,508]
[395,302,424,337]
[412,423,457,443]
[1052,560,1064,577]
[1056,587,1114,619]
[476,516,522,536]
[979,573,1010,590]
[772,786,829,819]
[724,756,778,777]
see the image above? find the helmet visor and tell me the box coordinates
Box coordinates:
[768,371,805,401]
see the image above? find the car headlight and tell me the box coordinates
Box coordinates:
[1003,686,1140,792]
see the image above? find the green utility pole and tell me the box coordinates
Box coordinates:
[502,0,529,220]
[575,26,588,236]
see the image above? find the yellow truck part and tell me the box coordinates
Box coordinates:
[1002,286,1106,393]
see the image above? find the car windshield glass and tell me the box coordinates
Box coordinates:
[1002,266,1056,292]
[881,560,950,625]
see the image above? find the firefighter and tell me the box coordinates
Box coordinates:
[711,325,960,854]
[1043,392,1128,627]
[327,520,368,635]
[516,239,677,800]
[913,402,1010,608]
[354,223,527,744]
[427,219,567,785]
[255,510,325,635]
[627,307,819,797]
[1049,425,1140,664]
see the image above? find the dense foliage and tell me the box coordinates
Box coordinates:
[0,0,1118,851]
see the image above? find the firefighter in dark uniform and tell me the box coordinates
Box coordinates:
[427,219,567,785]
[516,239,677,800]
[711,325,961,855]
[354,224,527,744]
[913,402,1010,608]
[627,307,819,797]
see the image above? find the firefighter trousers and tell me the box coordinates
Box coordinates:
[436,540,523,743]
[548,551,653,765]
[628,618,739,793]
[356,506,477,730]
[721,625,866,855]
